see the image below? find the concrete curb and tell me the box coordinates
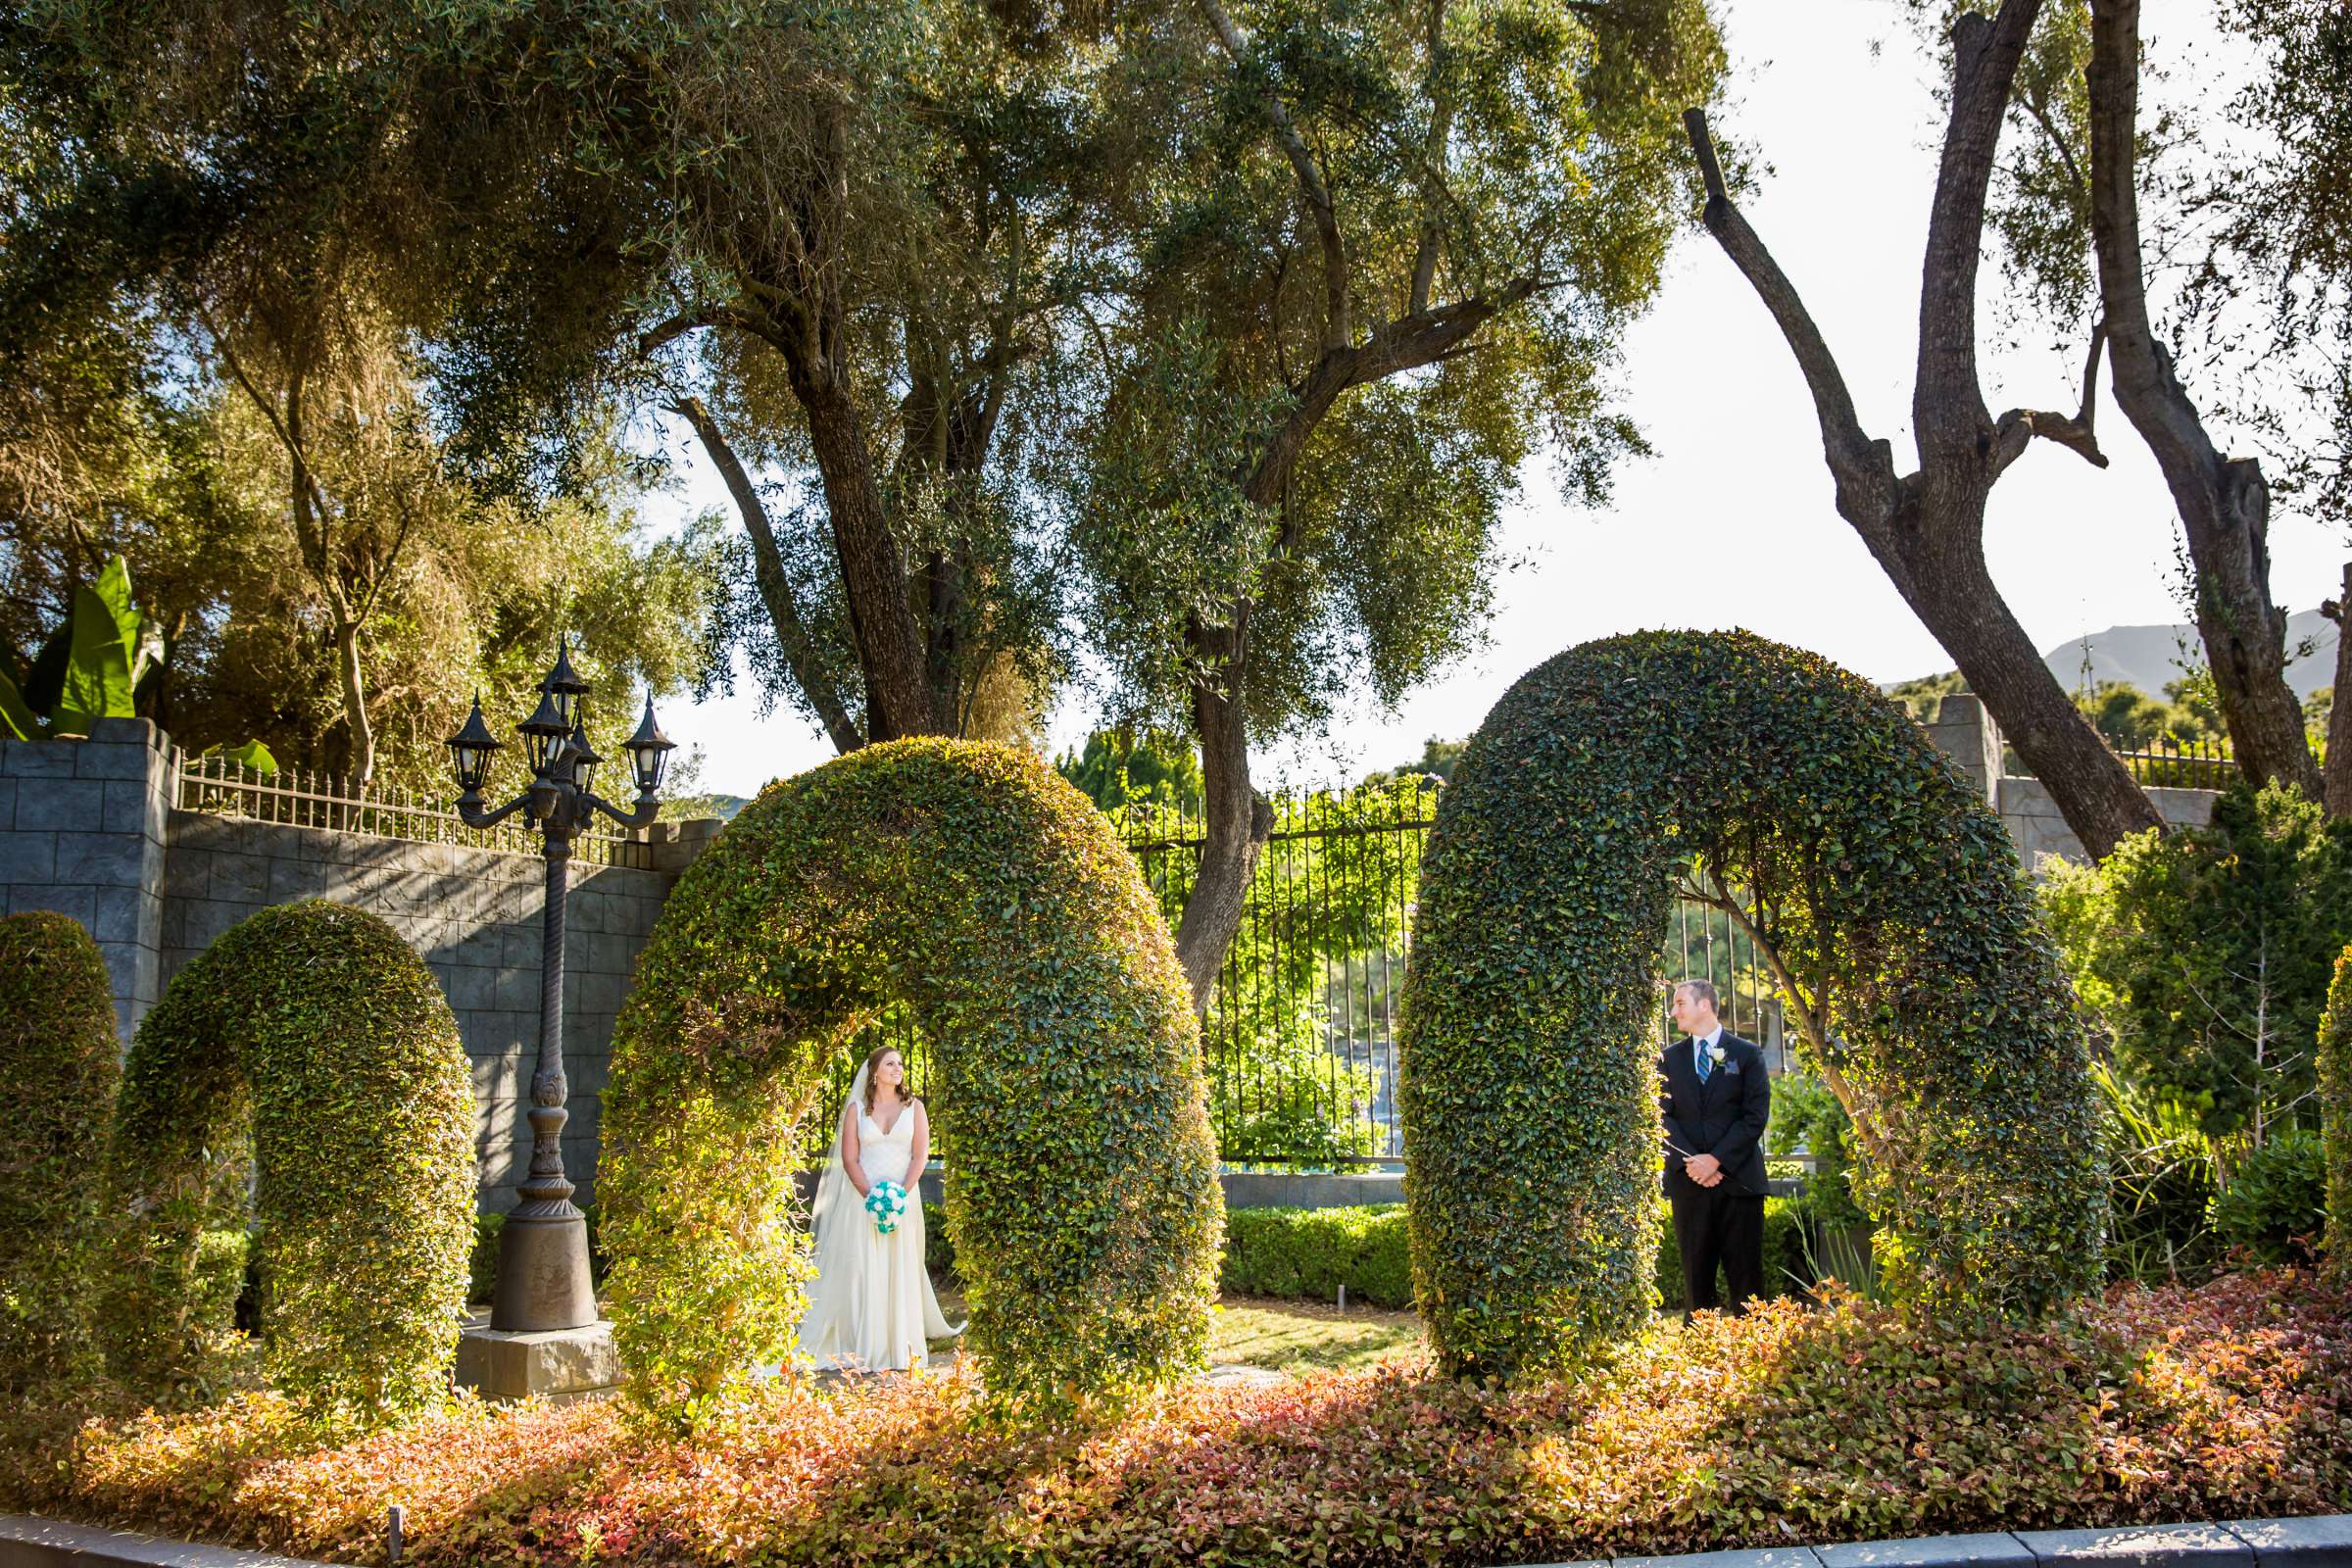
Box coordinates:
[1511,1519,2352,1568]
[7,1513,2350,1568]
[0,1516,328,1566]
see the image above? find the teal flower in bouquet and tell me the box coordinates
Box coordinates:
[865,1179,909,1235]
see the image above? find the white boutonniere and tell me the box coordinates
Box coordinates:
[1705,1043,1728,1069]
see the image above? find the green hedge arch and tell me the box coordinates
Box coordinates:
[0,911,121,1390]
[2323,946,2352,1281]
[108,901,475,1414]
[600,738,1222,1420]
[1400,630,2106,1376]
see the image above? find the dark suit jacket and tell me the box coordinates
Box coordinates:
[1658,1030,1771,1199]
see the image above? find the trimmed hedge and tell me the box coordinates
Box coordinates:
[1211,1200,1808,1314]
[1221,1205,1416,1308]
[2325,947,2352,1280]
[600,739,1222,1422]
[1401,631,2106,1375]
[0,911,121,1390]
[107,902,475,1416]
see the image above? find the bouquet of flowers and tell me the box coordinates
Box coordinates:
[865,1179,909,1236]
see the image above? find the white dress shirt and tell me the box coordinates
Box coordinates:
[1693,1025,1723,1077]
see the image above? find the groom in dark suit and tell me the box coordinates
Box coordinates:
[1659,978,1772,1317]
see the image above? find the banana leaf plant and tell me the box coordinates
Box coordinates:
[1,555,275,772]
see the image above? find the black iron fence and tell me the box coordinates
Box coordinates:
[833,781,1789,1169]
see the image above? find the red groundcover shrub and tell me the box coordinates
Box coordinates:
[6,1270,2349,1567]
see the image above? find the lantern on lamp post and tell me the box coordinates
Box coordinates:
[444,639,675,1333]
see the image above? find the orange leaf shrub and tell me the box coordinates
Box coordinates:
[7,1270,2349,1566]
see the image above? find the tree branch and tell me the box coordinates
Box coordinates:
[1684,108,1902,530]
[1914,0,2043,469]
[1198,0,1350,351]
[668,395,864,754]
[1993,322,2110,474]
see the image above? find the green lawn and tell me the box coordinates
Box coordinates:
[930,1288,1424,1376]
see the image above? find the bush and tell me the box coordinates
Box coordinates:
[2041,785,2352,1144]
[0,911,121,1390]
[2208,1130,2328,1264]
[106,902,475,1417]
[601,739,1222,1424]
[1220,1206,1414,1307]
[10,1270,2350,1566]
[1402,631,2105,1376]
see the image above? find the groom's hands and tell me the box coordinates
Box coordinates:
[1683,1152,1723,1188]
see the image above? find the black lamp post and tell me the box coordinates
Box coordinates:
[445,639,675,1333]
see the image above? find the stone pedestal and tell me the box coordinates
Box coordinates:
[455,1314,619,1404]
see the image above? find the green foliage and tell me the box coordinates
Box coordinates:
[2207,1129,2328,1264]
[2093,1060,2222,1285]
[0,912,121,1390]
[1884,669,1968,721]
[1054,728,1202,811]
[1363,737,1465,787]
[2325,948,2352,1280]
[1767,1071,1867,1235]
[2040,785,2352,1152]
[1220,1205,1415,1309]
[0,554,152,740]
[1402,631,2106,1377]
[600,739,1222,1425]
[106,902,475,1417]
[2074,679,2209,749]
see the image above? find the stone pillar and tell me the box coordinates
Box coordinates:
[1921,693,2002,808]
[0,718,174,1042]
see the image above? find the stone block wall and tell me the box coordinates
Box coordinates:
[0,717,173,1040]
[159,810,714,1210]
[1924,694,2220,867]
[2,720,722,1213]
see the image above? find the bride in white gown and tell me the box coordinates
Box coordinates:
[797,1046,960,1372]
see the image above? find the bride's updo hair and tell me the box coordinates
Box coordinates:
[861,1045,908,1111]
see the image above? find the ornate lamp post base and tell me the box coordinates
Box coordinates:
[489,1210,600,1332]
[457,1310,619,1405]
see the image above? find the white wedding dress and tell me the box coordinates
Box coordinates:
[796,1065,960,1372]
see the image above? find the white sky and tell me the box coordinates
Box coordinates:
[647,0,2343,799]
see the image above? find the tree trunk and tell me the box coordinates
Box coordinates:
[334,617,373,791]
[1903,547,2162,854]
[1680,1,2164,862]
[791,369,941,741]
[1172,615,1272,1011]
[2325,564,2352,817]
[2086,0,2322,799]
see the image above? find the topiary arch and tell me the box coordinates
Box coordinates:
[0,911,121,1391]
[1400,630,2106,1376]
[600,738,1222,1418]
[108,901,476,1414]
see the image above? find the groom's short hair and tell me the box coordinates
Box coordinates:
[1674,978,1719,1011]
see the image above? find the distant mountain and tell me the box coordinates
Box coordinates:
[1890,609,2338,701]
